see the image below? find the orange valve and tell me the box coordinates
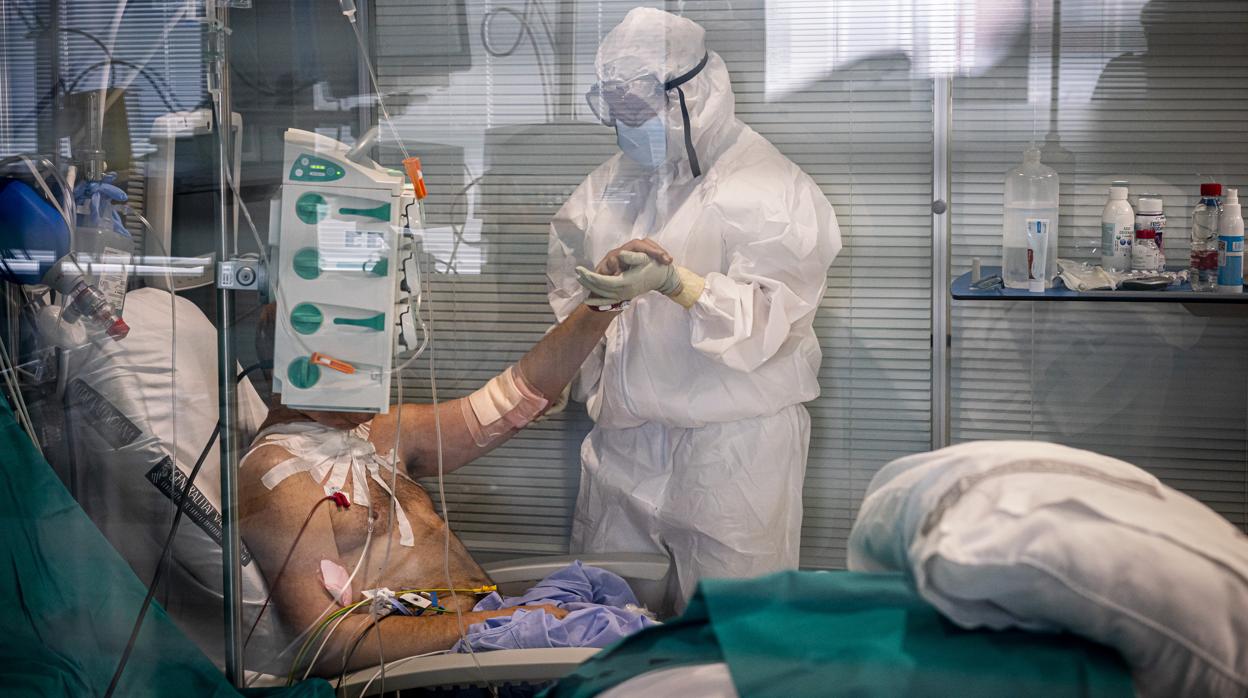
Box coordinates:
[309,352,357,375]
[402,156,428,200]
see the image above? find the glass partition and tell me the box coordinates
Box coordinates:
[1,0,1246,692]
[1,0,261,689]
[950,0,1248,530]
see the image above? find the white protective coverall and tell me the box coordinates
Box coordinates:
[547,8,842,603]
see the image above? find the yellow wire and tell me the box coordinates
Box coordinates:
[403,585,497,594]
[285,585,496,682]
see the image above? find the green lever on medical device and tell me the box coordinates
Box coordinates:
[290,303,324,334]
[295,193,328,224]
[287,356,321,389]
[333,313,386,331]
[293,248,321,279]
[338,202,391,221]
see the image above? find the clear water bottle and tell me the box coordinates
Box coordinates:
[1189,183,1222,291]
[1002,145,1059,291]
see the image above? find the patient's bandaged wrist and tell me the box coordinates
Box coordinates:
[462,365,549,446]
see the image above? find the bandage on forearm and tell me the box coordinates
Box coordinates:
[461,365,550,446]
[668,266,706,308]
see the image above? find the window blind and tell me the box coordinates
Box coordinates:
[375,0,935,568]
[949,0,1248,530]
[1,1,205,159]
[1,3,42,153]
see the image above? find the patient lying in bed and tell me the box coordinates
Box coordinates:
[239,301,653,677]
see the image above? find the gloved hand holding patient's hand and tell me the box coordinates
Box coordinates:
[593,238,673,274]
[576,239,705,309]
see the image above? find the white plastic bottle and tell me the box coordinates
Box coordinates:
[1217,188,1244,294]
[1002,145,1059,291]
[1100,181,1134,272]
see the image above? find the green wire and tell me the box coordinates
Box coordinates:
[288,605,357,685]
[285,590,454,684]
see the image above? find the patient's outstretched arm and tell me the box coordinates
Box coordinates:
[370,305,615,477]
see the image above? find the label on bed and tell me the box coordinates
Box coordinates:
[66,378,142,448]
[146,457,253,566]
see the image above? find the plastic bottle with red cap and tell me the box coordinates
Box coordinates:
[1189,183,1222,291]
[1133,197,1166,273]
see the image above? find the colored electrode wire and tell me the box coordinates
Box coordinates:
[337,615,386,689]
[285,585,465,684]
[243,492,350,649]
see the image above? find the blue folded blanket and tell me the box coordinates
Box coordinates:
[452,561,658,652]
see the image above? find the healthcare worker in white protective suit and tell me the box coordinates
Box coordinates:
[547,7,842,607]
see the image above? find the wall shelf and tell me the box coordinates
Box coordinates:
[951,266,1248,317]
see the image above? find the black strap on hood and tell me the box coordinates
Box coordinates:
[665,52,709,177]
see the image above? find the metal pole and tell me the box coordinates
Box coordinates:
[931,77,951,450]
[40,0,63,160]
[208,0,244,685]
[355,0,375,149]
[557,0,575,118]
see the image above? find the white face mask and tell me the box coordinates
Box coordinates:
[615,115,667,169]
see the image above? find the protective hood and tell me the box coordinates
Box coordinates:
[596,8,738,180]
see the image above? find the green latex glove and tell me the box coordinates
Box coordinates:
[577,250,707,309]
[576,250,682,303]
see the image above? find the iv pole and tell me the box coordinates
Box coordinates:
[206,0,245,685]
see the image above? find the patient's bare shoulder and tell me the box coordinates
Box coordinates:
[237,436,316,518]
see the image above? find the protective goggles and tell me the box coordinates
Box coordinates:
[586,53,710,176]
[586,75,667,128]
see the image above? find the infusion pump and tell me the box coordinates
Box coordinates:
[269,129,416,413]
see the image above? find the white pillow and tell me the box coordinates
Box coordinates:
[848,440,1248,698]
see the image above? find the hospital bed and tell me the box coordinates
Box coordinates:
[335,554,670,697]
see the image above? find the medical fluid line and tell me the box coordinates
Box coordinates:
[0,328,39,452]
[356,649,452,696]
[335,3,488,691]
[287,581,473,684]
[302,607,357,682]
[262,516,375,687]
[427,229,495,696]
[96,225,216,697]
[104,422,222,698]
[342,9,410,162]
[243,494,344,648]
